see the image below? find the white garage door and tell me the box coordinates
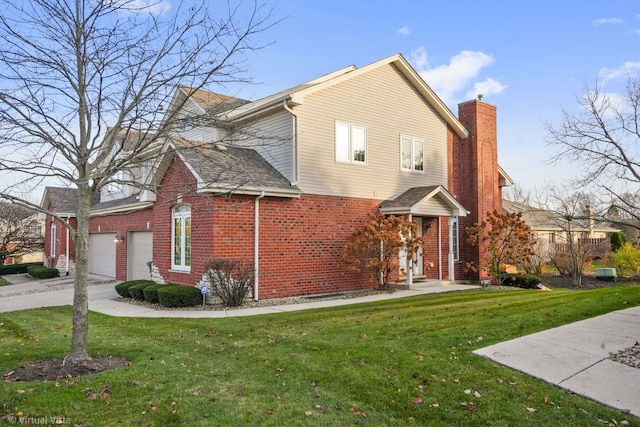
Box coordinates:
[89,233,116,278]
[128,231,153,280]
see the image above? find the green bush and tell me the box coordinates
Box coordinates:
[504,273,543,289]
[143,284,164,304]
[128,282,156,301]
[611,242,640,277]
[115,280,156,298]
[0,262,44,275]
[611,231,627,252]
[26,265,59,279]
[157,284,201,308]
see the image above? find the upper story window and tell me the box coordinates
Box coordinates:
[335,121,367,165]
[400,135,425,172]
[172,204,191,271]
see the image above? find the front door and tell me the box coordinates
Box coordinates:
[399,217,423,279]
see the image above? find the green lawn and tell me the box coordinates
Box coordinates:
[1,286,640,426]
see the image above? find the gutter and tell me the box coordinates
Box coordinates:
[254,191,265,301]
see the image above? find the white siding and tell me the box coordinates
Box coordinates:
[233,111,294,182]
[295,63,449,200]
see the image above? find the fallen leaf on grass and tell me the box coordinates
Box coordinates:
[412,397,422,404]
[304,410,312,416]
[430,403,439,408]
[149,402,157,411]
[316,405,326,413]
[526,407,536,413]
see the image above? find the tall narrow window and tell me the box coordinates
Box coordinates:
[336,121,367,164]
[172,205,191,271]
[400,135,425,172]
[451,216,459,262]
[50,222,57,258]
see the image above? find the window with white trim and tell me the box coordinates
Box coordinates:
[451,216,459,261]
[172,204,191,270]
[400,135,425,172]
[335,121,367,164]
[50,222,57,258]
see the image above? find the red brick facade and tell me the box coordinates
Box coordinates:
[43,99,502,296]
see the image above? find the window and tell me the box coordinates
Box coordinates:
[335,121,367,164]
[400,135,425,172]
[451,216,459,262]
[172,205,191,271]
[50,222,57,258]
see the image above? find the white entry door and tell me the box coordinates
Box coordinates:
[399,217,423,278]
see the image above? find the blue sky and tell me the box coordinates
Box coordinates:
[221,0,640,195]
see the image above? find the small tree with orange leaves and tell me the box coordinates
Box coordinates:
[342,212,424,289]
[466,210,536,286]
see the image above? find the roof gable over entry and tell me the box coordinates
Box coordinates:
[380,186,468,217]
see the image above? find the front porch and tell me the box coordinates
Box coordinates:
[379,185,469,284]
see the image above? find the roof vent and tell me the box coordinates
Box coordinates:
[213,143,227,152]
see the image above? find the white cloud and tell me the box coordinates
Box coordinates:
[593,17,623,26]
[598,61,640,83]
[584,91,627,116]
[115,0,171,16]
[465,78,507,101]
[411,48,504,105]
[397,26,410,36]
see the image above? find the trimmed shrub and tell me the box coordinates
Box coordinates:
[503,273,543,289]
[129,282,156,301]
[142,284,164,304]
[157,284,201,308]
[0,262,44,275]
[115,280,156,298]
[26,265,59,279]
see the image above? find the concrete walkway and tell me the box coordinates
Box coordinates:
[1,274,639,419]
[474,307,640,418]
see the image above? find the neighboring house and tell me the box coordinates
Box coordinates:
[502,199,620,259]
[42,54,511,299]
[0,204,44,265]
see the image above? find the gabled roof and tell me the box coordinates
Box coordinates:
[164,140,301,198]
[177,85,249,114]
[221,54,469,139]
[380,186,468,217]
[41,187,151,217]
[40,187,80,216]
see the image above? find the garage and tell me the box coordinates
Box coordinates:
[127,231,153,280]
[89,233,116,278]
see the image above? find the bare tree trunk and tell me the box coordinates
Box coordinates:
[69,185,92,362]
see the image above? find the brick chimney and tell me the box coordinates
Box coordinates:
[452,99,501,281]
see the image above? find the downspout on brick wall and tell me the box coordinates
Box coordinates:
[254,191,265,301]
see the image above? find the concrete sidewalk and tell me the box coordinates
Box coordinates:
[474,307,640,418]
[0,273,478,317]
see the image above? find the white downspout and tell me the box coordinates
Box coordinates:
[65,215,70,276]
[407,214,413,286]
[437,217,442,280]
[282,99,299,185]
[448,217,455,281]
[254,191,265,301]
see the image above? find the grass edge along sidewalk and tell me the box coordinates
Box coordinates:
[1,285,639,426]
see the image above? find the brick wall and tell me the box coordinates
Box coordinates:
[453,100,501,281]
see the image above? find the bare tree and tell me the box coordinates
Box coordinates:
[0,203,43,262]
[539,190,602,287]
[0,0,274,363]
[547,76,640,230]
